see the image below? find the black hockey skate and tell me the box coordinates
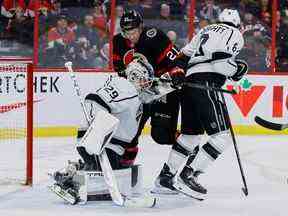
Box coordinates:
[173,165,206,200]
[151,163,178,195]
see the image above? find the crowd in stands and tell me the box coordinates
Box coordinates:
[0,0,287,72]
[39,0,110,67]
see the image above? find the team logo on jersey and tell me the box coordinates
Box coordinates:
[123,49,135,66]
[123,50,148,66]
[146,28,157,38]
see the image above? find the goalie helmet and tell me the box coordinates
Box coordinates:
[218,9,241,27]
[125,58,154,92]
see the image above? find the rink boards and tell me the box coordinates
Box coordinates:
[0,72,288,137]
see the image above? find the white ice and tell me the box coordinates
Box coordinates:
[0,135,288,216]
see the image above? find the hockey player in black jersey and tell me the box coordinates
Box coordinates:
[112,10,187,167]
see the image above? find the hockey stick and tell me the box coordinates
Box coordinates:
[65,62,156,207]
[184,82,237,95]
[220,92,249,196]
[64,62,124,206]
[254,116,288,131]
[157,78,237,94]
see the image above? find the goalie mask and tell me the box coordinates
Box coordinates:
[125,59,154,92]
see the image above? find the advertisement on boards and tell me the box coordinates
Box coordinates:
[0,72,288,136]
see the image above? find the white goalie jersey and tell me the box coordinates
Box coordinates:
[85,75,142,143]
[181,23,244,77]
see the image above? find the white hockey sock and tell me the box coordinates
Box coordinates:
[167,149,187,174]
[190,131,231,172]
[167,134,203,174]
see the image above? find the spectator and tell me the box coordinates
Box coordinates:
[166,30,177,44]
[9,4,34,46]
[140,0,154,19]
[159,3,172,21]
[240,11,271,72]
[73,15,101,67]
[92,3,106,32]
[170,0,187,19]
[277,10,288,71]
[199,0,221,23]
[91,2,108,44]
[26,0,52,18]
[114,5,124,35]
[123,0,144,17]
[1,0,26,18]
[259,0,272,20]
[262,11,271,26]
[94,42,109,68]
[46,15,75,66]
[152,3,175,34]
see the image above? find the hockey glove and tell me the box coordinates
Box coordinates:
[230,59,248,81]
[168,67,185,88]
[117,70,127,78]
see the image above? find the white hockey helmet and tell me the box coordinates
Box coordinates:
[125,58,154,92]
[219,9,241,27]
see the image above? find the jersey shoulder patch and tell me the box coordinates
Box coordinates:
[146,28,157,38]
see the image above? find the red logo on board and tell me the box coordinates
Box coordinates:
[227,85,266,117]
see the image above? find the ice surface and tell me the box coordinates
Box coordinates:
[0,135,288,216]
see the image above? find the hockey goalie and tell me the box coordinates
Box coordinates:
[48,58,174,207]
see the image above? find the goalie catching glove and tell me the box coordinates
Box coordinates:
[230,59,248,81]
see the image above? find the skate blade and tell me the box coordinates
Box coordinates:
[48,185,78,205]
[124,195,157,208]
[150,185,179,195]
[173,181,205,201]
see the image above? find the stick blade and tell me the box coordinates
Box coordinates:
[242,187,248,196]
[254,116,284,130]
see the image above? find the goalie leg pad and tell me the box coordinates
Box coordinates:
[79,110,119,155]
[72,164,143,203]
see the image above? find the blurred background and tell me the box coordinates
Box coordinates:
[0,0,287,73]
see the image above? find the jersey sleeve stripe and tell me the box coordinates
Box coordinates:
[187,52,233,69]
[156,42,173,64]
[112,94,138,102]
[85,93,112,113]
[227,59,237,68]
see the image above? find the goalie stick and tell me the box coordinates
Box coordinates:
[254,116,288,131]
[64,62,156,208]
